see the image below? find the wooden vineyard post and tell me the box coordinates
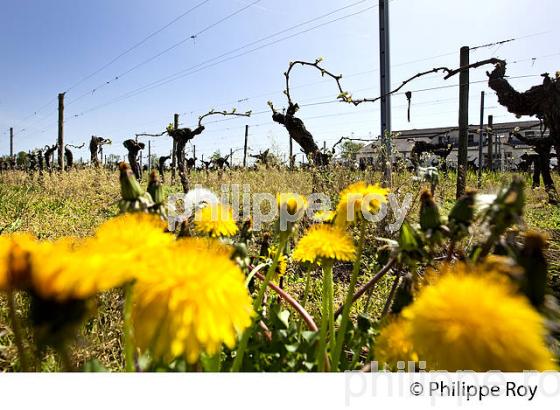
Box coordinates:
[289,135,293,169]
[148,140,152,172]
[477,91,485,188]
[172,113,179,183]
[9,127,13,159]
[243,125,249,168]
[487,115,493,171]
[58,92,65,171]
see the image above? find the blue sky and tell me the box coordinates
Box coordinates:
[0,0,558,164]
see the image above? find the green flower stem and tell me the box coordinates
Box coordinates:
[297,268,313,334]
[57,345,75,372]
[6,290,29,372]
[380,274,401,318]
[244,263,268,287]
[332,222,366,371]
[231,236,287,372]
[362,287,374,315]
[327,264,336,356]
[316,262,334,371]
[300,268,313,311]
[123,282,136,372]
[317,261,335,372]
[446,240,456,261]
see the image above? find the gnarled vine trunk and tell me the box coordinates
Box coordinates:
[44,145,57,172]
[487,63,560,202]
[167,126,205,193]
[123,139,145,181]
[271,104,330,166]
[90,136,111,167]
[410,141,452,168]
[64,147,74,169]
[157,155,171,183]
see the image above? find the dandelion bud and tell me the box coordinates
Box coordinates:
[119,162,144,201]
[233,242,249,260]
[238,217,253,243]
[258,232,271,258]
[390,273,414,315]
[147,171,164,205]
[397,222,426,267]
[448,189,476,241]
[398,222,421,252]
[419,190,442,232]
[518,231,548,307]
[483,177,525,237]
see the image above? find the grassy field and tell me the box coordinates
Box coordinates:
[1,167,559,371]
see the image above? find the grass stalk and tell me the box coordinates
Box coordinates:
[6,290,29,371]
[123,282,136,372]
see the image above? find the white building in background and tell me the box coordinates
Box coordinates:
[356,120,549,170]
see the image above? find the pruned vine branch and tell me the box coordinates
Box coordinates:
[511,120,547,137]
[197,109,251,127]
[272,57,505,113]
[283,58,347,106]
[511,123,550,146]
[444,57,504,79]
[343,58,505,106]
[66,143,85,149]
[135,131,168,138]
[133,108,251,139]
[331,136,372,152]
[225,147,244,160]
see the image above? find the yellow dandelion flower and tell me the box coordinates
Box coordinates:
[176,236,234,258]
[30,237,133,301]
[292,224,356,264]
[421,258,521,290]
[94,212,173,255]
[376,319,418,366]
[276,192,308,218]
[312,210,336,224]
[402,267,557,371]
[335,181,389,226]
[133,242,253,363]
[0,233,37,291]
[28,213,173,301]
[194,203,238,237]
